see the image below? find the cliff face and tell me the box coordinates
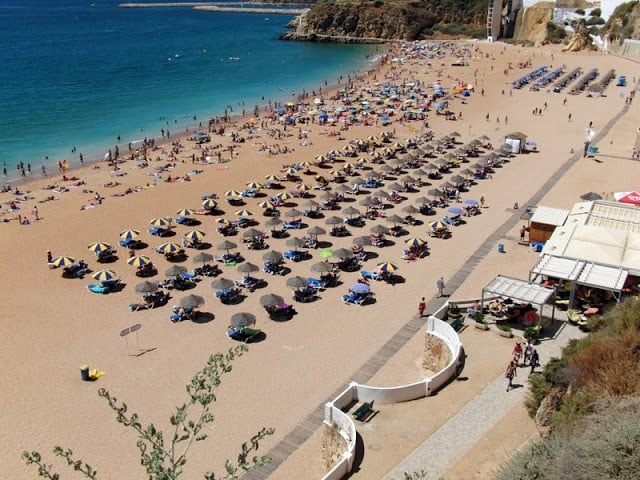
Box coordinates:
[281,0,486,42]
[513,3,555,45]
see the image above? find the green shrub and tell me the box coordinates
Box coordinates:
[575,8,585,15]
[525,372,552,417]
[586,16,605,25]
[589,8,601,17]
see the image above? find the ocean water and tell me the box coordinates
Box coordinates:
[0,0,379,180]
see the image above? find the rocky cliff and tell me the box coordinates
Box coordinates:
[280,0,486,42]
[512,2,555,45]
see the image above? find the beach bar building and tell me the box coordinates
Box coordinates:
[528,206,569,244]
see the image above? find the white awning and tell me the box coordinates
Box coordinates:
[531,254,585,282]
[530,206,569,226]
[483,275,556,306]
[577,263,628,292]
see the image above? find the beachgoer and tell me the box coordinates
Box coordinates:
[523,339,534,366]
[480,196,485,207]
[436,277,446,297]
[513,202,519,210]
[418,297,426,317]
[513,342,523,365]
[529,349,539,377]
[520,225,526,242]
[466,300,481,316]
[505,360,517,392]
[47,250,53,264]
[32,206,39,220]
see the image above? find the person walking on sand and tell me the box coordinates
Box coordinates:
[520,225,526,242]
[480,195,485,208]
[505,360,517,392]
[418,297,426,317]
[436,276,446,297]
[32,206,39,220]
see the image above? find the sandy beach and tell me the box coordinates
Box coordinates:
[1,39,639,480]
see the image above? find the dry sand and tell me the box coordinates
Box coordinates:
[1,40,638,480]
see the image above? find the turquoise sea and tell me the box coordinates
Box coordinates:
[0,0,379,181]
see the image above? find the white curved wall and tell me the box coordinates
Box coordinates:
[321,316,463,480]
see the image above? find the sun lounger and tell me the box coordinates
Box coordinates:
[87,284,108,294]
[360,270,382,281]
[282,219,302,230]
[215,288,242,304]
[227,326,262,343]
[284,250,309,262]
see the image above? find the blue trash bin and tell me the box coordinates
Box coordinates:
[498,244,505,253]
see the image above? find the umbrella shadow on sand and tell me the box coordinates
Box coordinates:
[190,312,215,324]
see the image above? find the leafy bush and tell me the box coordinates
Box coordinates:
[525,372,552,417]
[575,8,585,15]
[546,22,567,43]
[589,8,601,17]
[497,398,640,480]
[586,16,605,25]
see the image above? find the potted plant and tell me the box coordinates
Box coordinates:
[473,312,489,330]
[447,302,460,319]
[496,324,513,338]
[524,325,540,343]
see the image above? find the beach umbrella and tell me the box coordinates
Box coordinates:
[260,293,284,307]
[262,250,283,263]
[351,177,365,185]
[276,192,292,202]
[150,217,171,228]
[370,224,389,235]
[211,277,234,290]
[311,261,333,273]
[416,196,430,205]
[242,228,263,239]
[135,281,158,293]
[429,220,447,231]
[264,173,281,182]
[285,237,306,249]
[353,236,372,247]
[356,157,368,165]
[298,161,312,170]
[318,248,333,260]
[176,208,194,217]
[428,188,443,198]
[359,196,375,207]
[329,169,345,178]
[237,262,259,273]
[342,206,361,217]
[441,182,455,191]
[447,207,464,216]
[184,230,205,241]
[246,181,263,189]
[478,135,491,142]
[404,237,425,248]
[202,198,218,210]
[156,242,181,254]
[321,191,336,201]
[451,175,465,185]
[325,216,343,225]
[225,189,243,198]
[257,200,275,210]
[217,240,237,252]
[128,255,152,268]
[315,155,328,164]
[580,192,603,201]
[283,167,298,176]
[180,294,204,309]
[307,225,326,236]
[332,248,353,259]
[92,269,117,282]
[449,131,461,138]
[87,242,112,255]
[265,217,282,228]
[192,252,214,265]
[386,214,404,226]
[297,183,312,192]
[166,265,188,277]
[235,209,253,218]
[335,184,351,194]
[350,283,370,294]
[216,217,231,226]
[230,312,256,327]
[285,208,302,218]
[402,205,418,214]
[286,276,309,288]
[376,262,398,273]
[304,199,320,209]
[119,229,140,241]
[463,199,479,206]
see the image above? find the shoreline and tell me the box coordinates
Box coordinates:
[2,47,386,188]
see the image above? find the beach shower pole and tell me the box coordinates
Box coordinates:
[119,327,132,355]
[131,323,142,352]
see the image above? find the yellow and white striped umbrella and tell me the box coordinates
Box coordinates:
[235,209,253,217]
[246,181,263,189]
[264,173,281,182]
[257,200,275,209]
[225,189,243,198]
